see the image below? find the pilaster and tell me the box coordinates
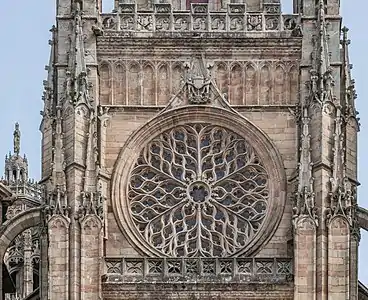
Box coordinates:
[22,229,33,297]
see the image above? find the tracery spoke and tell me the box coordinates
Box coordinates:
[213,162,263,186]
[134,199,188,229]
[128,123,270,258]
[209,198,255,226]
[133,164,187,187]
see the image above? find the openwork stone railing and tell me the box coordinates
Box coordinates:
[7,181,42,202]
[101,3,300,33]
[104,257,293,283]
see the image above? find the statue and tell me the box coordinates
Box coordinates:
[13,122,21,156]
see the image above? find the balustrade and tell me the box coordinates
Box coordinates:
[104,257,293,283]
[101,3,300,34]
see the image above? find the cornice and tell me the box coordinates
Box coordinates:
[97,35,302,47]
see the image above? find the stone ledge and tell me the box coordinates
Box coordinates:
[102,281,294,299]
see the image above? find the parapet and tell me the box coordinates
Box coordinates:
[101,3,300,36]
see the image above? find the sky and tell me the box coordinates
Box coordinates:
[0,0,367,284]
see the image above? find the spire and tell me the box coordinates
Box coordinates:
[341,26,358,120]
[308,0,334,106]
[41,26,56,120]
[317,0,331,76]
[292,99,318,226]
[13,122,21,156]
[65,0,92,108]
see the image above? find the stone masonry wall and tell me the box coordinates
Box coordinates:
[99,41,300,259]
[96,29,301,262]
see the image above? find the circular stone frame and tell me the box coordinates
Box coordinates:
[111,106,287,258]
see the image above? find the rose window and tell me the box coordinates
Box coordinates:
[128,123,269,258]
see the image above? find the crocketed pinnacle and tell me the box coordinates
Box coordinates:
[65,0,91,108]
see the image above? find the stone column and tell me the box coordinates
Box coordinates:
[22,229,33,297]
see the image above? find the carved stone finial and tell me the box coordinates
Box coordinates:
[13,122,21,156]
[184,56,212,105]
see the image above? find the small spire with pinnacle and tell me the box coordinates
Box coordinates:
[13,122,21,156]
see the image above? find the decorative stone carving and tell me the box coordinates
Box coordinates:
[137,15,153,31]
[293,108,318,226]
[6,203,28,220]
[100,8,300,33]
[98,59,299,107]
[112,107,286,259]
[228,4,245,14]
[230,16,244,31]
[63,2,93,110]
[184,58,212,104]
[211,16,226,31]
[102,16,117,30]
[77,190,105,221]
[121,15,135,30]
[265,16,280,30]
[44,186,70,220]
[156,16,170,31]
[247,14,262,31]
[103,257,293,282]
[127,123,270,257]
[173,16,189,30]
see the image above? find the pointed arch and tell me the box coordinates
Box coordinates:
[48,215,70,299]
[245,63,258,105]
[127,62,141,105]
[328,216,350,299]
[171,62,184,96]
[99,61,112,105]
[157,63,170,105]
[81,215,103,233]
[142,62,155,105]
[289,65,299,104]
[0,208,41,260]
[274,64,287,105]
[215,62,229,96]
[113,62,126,105]
[294,217,317,298]
[229,63,244,105]
[81,215,103,299]
[259,63,272,105]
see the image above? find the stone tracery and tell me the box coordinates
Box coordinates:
[128,123,269,257]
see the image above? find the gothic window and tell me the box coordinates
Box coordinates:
[127,123,269,257]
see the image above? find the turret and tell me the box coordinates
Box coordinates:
[0,124,42,299]
[3,123,29,185]
[1,123,41,207]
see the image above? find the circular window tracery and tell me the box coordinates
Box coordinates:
[128,123,270,258]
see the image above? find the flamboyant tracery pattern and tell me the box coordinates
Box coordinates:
[128,123,269,257]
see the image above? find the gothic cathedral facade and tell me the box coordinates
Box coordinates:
[0,0,367,299]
